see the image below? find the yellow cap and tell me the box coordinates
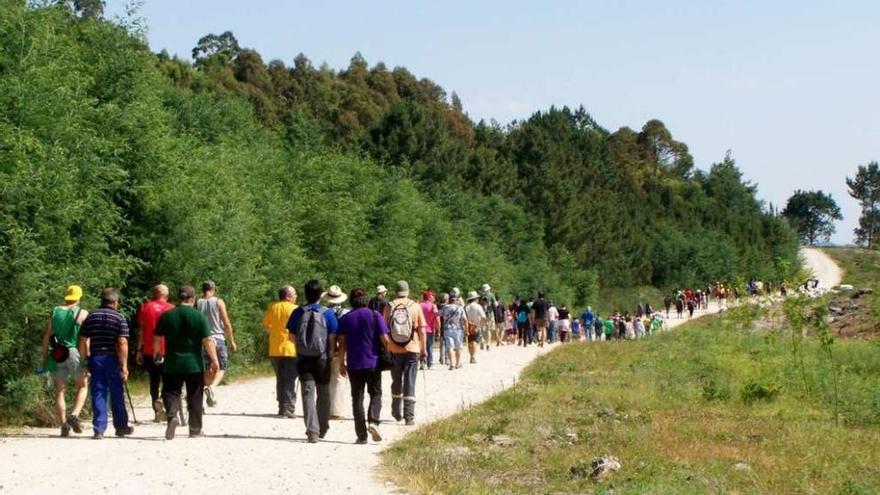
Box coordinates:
[64,285,83,302]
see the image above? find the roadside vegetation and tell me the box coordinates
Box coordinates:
[385,249,880,494]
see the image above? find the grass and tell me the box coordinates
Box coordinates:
[595,285,667,316]
[383,250,880,494]
[823,247,880,337]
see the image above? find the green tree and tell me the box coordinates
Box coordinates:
[782,190,843,246]
[846,161,880,249]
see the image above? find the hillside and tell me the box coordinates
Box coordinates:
[0,2,796,413]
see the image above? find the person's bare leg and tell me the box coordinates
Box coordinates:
[71,375,88,418]
[54,381,67,424]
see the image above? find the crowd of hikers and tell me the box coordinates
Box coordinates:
[38,276,787,444]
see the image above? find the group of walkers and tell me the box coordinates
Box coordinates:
[39,276,785,444]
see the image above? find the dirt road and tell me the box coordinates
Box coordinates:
[801,247,843,289]
[0,250,834,494]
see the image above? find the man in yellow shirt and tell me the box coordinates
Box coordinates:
[263,285,298,417]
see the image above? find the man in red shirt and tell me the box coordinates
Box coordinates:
[135,284,175,422]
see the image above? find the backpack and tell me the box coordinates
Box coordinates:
[388,300,416,345]
[516,309,528,324]
[296,306,330,357]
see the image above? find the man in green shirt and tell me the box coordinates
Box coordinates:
[154,285,219,440]
[39,285,89,437]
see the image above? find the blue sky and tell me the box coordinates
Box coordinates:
[107,0,878,244]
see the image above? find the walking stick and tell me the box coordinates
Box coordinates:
[124,381,138,424]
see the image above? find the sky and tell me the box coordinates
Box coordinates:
[107,0,878,245]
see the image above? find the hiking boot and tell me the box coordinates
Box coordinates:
[165,416,179,440]
[306,432,319,444]
[115,425,134,437]
[405,418,415,426]
[60,423,70,438]
[153,399,166,422]
[470,357,476,364]
[319,429,328,439]
[66,415,83,434]
[355,437,368,445]
[392,413,402,422]
[449,364,455,371]
[283,409,296,419]
[92,431,104,440]
[367,423,382,442]
[189,430,203,438]
[205,386,217,407]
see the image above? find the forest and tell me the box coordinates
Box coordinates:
[0,1,798,411]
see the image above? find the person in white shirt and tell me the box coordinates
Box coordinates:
[464,292,486,365]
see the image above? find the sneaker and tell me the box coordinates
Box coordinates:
[115,425,134,437]
[449,364,455,371]
[456,363,463,369]
[189,430,204,438]
[355,437,368,445]
[319,429,328,439]
[392,413,402,422]
[306,432,319,444]
[470,357,476,364]
[66,415,83,434]
[92,431,104,440]
[367,424,383,442]
[60,423,70,438]
[205,386,217,407]
[405,418,415,426]
[165,417,179,440]
[283,409,296,419]
[419,362,425,371]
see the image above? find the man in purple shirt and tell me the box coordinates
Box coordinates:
[338,288,390,444]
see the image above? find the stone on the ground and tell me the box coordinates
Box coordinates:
[589,455,622,481]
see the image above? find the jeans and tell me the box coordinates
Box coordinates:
[438,332,446,363]
[424,333,435,367]
[162,372,204,434]
[88,354,128,433]
[298,356,331,435]
[390,352,419,421]
[142,355,162,404]
[548,321,558,343]
[517,322,528,344]
[348,367,382,440]
[271,356,297,413]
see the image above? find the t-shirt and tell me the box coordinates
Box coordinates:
[465,301,486,326]
[368,296,388,314]
[440,303,466,330]
[80,307,130,356]
[138,299,174,356]
[603,319,614,335]
[558,308,570,320]
[338,307,388,371]
[262,300,297,357]
[155,306,212,374]
[385,297,425,354]
[582,311,595,326]
[286,303,340,358]
[420,301,439,334]
[547,306,559,322]
[532,298,549,319]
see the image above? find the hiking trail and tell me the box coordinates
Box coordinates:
[0,248,839,495]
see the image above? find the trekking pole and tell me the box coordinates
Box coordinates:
[124,381,139,424]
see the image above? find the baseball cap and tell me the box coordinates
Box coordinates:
[64,285,83,302]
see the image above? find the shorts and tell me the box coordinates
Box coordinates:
[203,337,229,371]
[444,327,463,350]
[467,330,482,344]
[533,318,548,329]
[52,347,85,382]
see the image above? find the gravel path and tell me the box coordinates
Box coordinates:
[0,249,836,494]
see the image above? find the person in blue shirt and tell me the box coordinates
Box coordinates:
[286,279,339,443]
[581,307,595,341]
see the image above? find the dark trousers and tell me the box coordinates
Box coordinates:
[391,352,419,421]
[517,322,527,344]
[89,354,128,433]
[162,372,204,434]
[297,357,330,435]
[348,367,382,440]
[142,355,162,404]
[271,357,298,413]
[424,333,435,366]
